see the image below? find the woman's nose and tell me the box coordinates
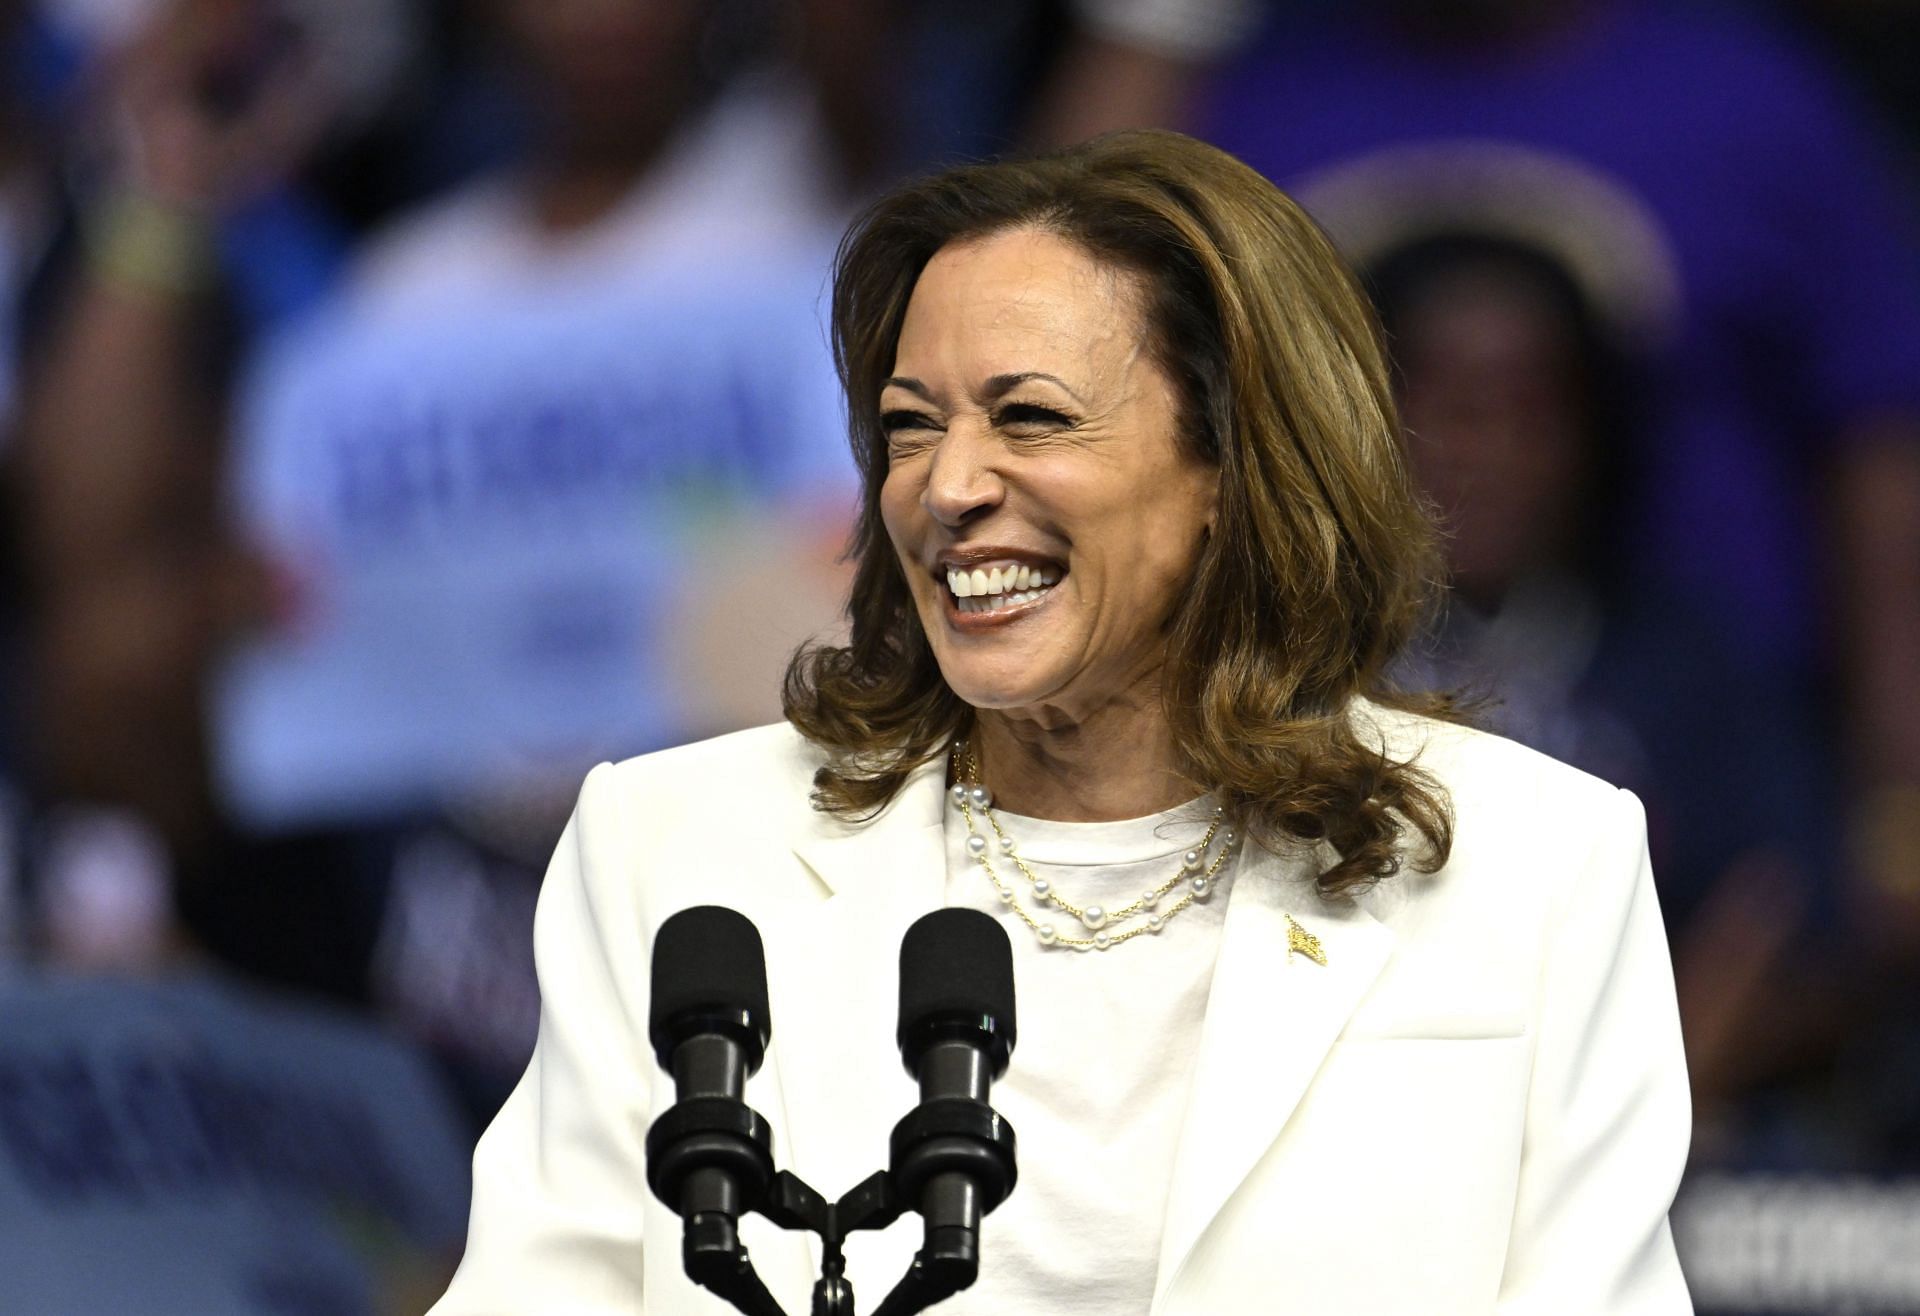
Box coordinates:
[922,424,1005,527]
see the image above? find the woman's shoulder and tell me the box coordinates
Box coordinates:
[1353,697,1626,821]
[1349,704,1660,1010]
[583,722,827,820]
[551,724,835,917]
[1352,699,1646,921]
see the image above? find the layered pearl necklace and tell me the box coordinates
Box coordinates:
[951,743,1239,952]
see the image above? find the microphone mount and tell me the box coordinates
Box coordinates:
[645,1120,1016,1316]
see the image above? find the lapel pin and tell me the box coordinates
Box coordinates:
[1286,913,1327,966]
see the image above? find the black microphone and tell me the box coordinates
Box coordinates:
[882,909,1019,1306]
[645,906,784,1316]
[649,905,771,1104]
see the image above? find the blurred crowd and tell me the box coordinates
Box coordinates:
[0,0,1916,1312]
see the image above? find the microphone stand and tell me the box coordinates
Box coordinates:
[658,1153,1006,1316]
[760,1169,901,1316]
[687,1164,974,1316]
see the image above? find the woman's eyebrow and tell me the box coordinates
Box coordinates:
[882,372,1086,405]
[882,376,937,402]
[982,371,1084,404]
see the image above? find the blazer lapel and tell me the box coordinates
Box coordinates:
[787,755,949,905]
[764,757,948,1243]
[1152,850,1396,1308]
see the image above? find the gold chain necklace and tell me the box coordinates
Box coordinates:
[951,743,1238,952]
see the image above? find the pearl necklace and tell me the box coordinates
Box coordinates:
[951,744,1239,952]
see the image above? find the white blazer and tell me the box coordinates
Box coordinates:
[432,706,1693,1314]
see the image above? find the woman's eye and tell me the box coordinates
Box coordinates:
[997,404,1073,431]
[880,409,938,434]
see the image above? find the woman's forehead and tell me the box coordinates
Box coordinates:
[890,230,1147,391]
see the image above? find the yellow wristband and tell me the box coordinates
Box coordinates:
[84,192,216,296]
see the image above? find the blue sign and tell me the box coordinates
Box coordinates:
[0,973,472,1315]
[215,260,855,826]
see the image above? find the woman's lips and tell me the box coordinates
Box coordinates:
[929,552,1066,630]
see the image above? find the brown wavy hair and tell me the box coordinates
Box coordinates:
[783,130,1457,897]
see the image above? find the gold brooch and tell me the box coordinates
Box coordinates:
[1286,914,1327,966]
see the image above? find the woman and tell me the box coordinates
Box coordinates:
[432,131,1692,1314]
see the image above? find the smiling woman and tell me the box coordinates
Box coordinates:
[787,136,1452,890]
[432,131,1694,1316]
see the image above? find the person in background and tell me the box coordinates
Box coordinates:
[13,0,897,1128]
[1368,229,1849,1162]
[11,0,370,978]
[226,0,887,1122]
[0,19,478,1309]
[1028,0,1258,146]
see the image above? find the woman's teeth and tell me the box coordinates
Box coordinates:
[945,564,1058,613]
[956,588,1049,614]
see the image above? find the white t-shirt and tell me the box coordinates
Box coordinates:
[938,792,1241,1314]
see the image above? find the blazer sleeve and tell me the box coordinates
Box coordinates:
[1496,787,1695,1314]
[431,762,655,1314]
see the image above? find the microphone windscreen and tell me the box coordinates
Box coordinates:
[898,908,1016,1047]
[649,906,771,1065]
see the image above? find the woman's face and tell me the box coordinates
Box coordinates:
[878,228,1218,723]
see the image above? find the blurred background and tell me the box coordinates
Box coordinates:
[0,0,1915,1311]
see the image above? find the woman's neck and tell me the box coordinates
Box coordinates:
[970,703,1198,823]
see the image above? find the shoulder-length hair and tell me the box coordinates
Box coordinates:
[784,129,1455,897]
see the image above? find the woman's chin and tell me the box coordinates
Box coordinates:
[935,661,1060,715]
